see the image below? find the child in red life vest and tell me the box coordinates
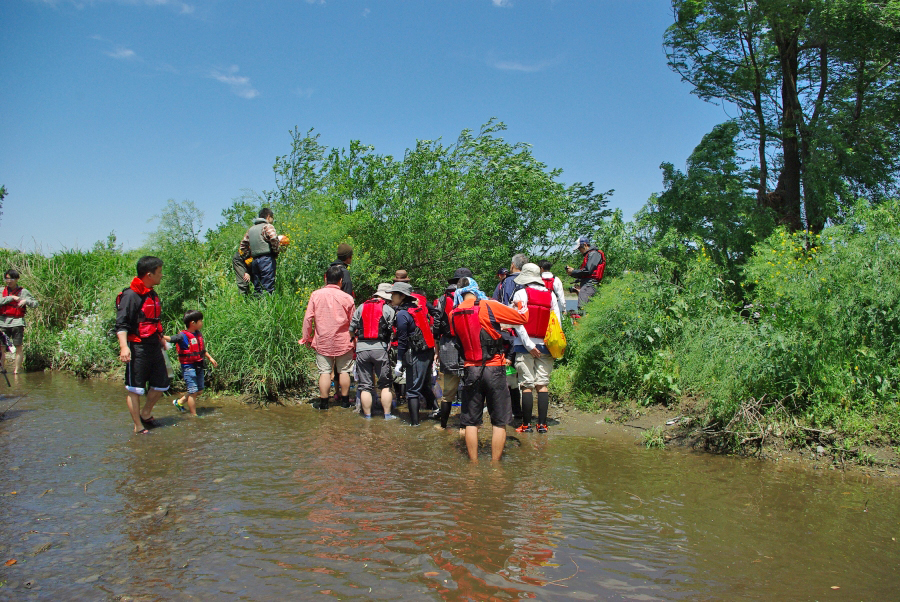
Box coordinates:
[172,310,218,416]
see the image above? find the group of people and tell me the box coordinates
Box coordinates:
[298,236,606,462]
[6,205,607,464]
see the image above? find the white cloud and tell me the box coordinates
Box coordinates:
[106,46,136,60]
[211,65,259,99]
[492,58,554,72]
[305,0,325,4]
[362,7,370,17]
[492,0,513,7]
[295,87,315,99]
[40,0,195,13]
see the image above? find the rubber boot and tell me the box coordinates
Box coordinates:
[408,396,420,426]
[537,391,550,426]
[439,401,452,429]
[520,391,534,426]
[339,395,351,408]
[312,397,329,410]
[510,387,522,419]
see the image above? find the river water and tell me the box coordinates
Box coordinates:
[0,372,897,600]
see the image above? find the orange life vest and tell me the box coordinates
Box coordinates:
[523,287,552,339]
[450,302,504,364]
[580,249,606,281]
[0,287,26,319]
[176,330,205,365]
[360,298,391,341]
[116,278,163,343]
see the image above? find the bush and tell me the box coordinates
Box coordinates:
[196,292,313,397]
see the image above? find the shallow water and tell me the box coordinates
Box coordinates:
[0,372,897,600]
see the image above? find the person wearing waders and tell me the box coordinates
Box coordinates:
[232,248,251,295]
[390,282,435,426]
[299,265,355,409]
[566,236,606,311]
[239,208,281,295]
[115,256,170,435]
[510,263,562,434]
[349,283,397,420]
[432,268,471,430]
[450,278,528,463]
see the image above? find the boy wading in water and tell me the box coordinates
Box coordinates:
[173,310,218,416]
[0,269,38,375]
[116,256,170,435]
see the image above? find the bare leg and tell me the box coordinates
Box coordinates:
[379,387,393,415]
[141,388,163,420]
[186,391,200,416]
[126,391,144,432]
[465,425,479,462]
[491,426,507,463]
[318,372,332,399]
[337,372,350,396]
[360,390,373,416]
[13,346,23,374]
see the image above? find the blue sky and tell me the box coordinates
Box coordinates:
[1,0,728,252]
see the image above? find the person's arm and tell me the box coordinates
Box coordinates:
[569,255,591,279]
[348,304,363,337]
[510,290,536,352]
[204,350,218,368]
[555,278,566,314]
[299,296,316,346]
[395,311,411,360]
[239,230,251,256]
[18,289,37,308]
[264,224,280,255]
[115,290,138,357]
[487,299,529,327]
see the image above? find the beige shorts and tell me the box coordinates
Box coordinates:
[314,351,355,375]
[515,352,554,389]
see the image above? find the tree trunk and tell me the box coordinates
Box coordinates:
[773,28,804,232]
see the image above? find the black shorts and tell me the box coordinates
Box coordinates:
[125,341,170,395]
[459,365,513,428]
[0,325,24,347]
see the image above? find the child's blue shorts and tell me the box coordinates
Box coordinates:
[182,363,205,394]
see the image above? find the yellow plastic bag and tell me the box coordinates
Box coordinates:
[545,311,567,359]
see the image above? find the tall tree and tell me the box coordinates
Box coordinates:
[666,0,900,231]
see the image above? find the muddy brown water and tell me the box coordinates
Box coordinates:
[0,372,898,601]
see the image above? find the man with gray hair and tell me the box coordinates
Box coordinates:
[497,253,528,305]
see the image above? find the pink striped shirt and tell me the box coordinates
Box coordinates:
[301,284,355,357]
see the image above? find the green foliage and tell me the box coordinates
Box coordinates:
[197,293,312,397]
[55,302,119,377]
[637,122,774,280]
[561,200,900,444]
[270,119,612,298]
[642,426,666,449]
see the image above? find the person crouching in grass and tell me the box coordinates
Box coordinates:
[172,310,218,416]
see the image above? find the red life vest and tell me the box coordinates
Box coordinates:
[542,276,556,292]
[523,287,553,339]
[407,296,435,349]
[360,298,391,341]
[580,249,607,281]
[450,302,504,364]
[434,293,454,317]
[176,330,205,365]
[0,287,26,319]
[116,278,163,343]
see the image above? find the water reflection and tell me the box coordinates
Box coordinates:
[0,372,897,600]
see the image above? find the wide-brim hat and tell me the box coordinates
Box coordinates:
[393,269,411,283]
[514,263,545,287]
[448,267,473,284]
[374,282,392,301]
[388,282,414,298]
